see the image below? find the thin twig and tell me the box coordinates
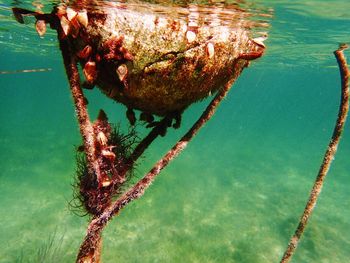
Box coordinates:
[60,39,105,262]
[59,39,102,185]
[280,45,349,263]
[76,76,238,262]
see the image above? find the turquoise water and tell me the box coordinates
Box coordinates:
[1,0,350,262]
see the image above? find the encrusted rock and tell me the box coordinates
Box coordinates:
[61,1,268,116]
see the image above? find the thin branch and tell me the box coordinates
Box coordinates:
[76,76,238,262]
[59,39,102,185]
[60,39,105,262]
[280,45,349,263]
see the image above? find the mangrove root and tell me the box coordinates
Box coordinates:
[280,44,349,263]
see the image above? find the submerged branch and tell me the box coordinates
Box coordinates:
[59,39,102,186]
[280,45,349,263]
[76,76,238,262]
[60,39,104,263]
[126,117,171,165]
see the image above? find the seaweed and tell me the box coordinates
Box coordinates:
[70,124,139,217]
[14,229,66,263]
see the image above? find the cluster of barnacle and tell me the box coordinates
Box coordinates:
[54,5,133,91]
[72,110,138,216]
[26,4,132,93]
[21,5,89,38]
[75,36,133,89]
[55,9,135,98]
[57,6,150,130]
[56,6,88,39]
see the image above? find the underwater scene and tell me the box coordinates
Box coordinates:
[0,0,350,262]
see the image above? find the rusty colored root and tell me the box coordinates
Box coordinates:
[76,77,237,262]
[280,45,349,263]
[59,38,103,186]
[60,38,105,261]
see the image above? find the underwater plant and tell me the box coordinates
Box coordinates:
[15,228,66,263]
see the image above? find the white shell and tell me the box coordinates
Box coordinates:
[102,179,111,187]
[186,30,196,43]
[96,132,108,146]
[116,64,128,82]
[252,36,267,48]
[101,149,116,160]
[60,16,70,36]
[77,10,89,28]
[206,42,215,59]
[66,7,77,21]
[35,20,46,37]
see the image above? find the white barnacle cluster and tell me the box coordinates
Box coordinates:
[53,4,89,39]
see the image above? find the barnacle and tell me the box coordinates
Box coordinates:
[35,20,46,36]
[83,60,97,83]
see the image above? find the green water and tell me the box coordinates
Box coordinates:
[1,0,350,262]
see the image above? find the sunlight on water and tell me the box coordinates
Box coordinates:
[0,0,271,57]
[0,0,350,262]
